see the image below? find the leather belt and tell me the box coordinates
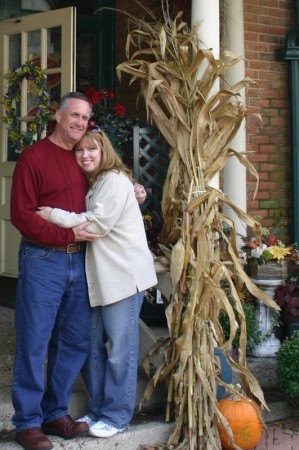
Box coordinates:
[22,239,86,254]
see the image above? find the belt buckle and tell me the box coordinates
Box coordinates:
[66,243,80,253]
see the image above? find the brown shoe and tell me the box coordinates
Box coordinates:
[15,428,53,450]
[41,414,88,439]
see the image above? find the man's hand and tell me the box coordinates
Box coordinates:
[134,183,147,204]
[73,221,103,242]
[36,206,53,221]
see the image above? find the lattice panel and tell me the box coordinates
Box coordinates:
[133,125,169,212]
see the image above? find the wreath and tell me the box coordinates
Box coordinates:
[1,60,51,153]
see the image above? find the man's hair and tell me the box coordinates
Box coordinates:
[59,92,92,110]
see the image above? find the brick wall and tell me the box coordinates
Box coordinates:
[244,0,294,241]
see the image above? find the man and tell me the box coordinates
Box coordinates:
[10,92,146,450]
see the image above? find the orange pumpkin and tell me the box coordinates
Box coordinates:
[217,396,263,450]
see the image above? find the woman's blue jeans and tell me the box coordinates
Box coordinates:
[81,291,144,429]
[12,243,91,431]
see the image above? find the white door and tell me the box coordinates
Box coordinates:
[0,7,76,276]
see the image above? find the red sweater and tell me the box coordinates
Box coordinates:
[10,137,89,246]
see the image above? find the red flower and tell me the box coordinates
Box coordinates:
[85,87,101,105]
[98,88,115,101]
[83,86,131,152]
[267,234,277,246]
[114,103,126,117]
[85,87,117,108]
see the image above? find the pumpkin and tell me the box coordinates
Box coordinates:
[217,394,263,450]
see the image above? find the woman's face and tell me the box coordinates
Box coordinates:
[75,138,102,174]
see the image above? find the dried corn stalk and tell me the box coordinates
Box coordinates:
[115,4,278,450]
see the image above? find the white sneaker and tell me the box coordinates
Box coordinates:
[76,414,96,428]
[89,420,126,438]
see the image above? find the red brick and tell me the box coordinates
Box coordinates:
[262,0,279,6]
[250,135,271,144]
[259,181,281,190]
[270,136,290,144]
[270,117,288,127]
[254,191,272,200]
[249,153,271,162]
[248,60,270,70]
[269,99,289,108]
[271,172,290,181]
[260,163,279,171]
[259,144,279,153]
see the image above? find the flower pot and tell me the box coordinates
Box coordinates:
[249,279,282,357]
[248,260,288,281]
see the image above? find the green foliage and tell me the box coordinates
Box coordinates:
[220,300,260,352]
[220,297,280,352]
[277,331,299,397]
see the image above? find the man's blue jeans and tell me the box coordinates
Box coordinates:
[81,291,144,429]
[12,242,91,431]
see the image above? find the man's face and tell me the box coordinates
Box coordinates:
[56,99,92,146]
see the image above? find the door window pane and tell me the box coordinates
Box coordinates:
[27,30,41,60]
[9,35,21,70]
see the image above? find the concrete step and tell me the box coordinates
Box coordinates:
[0,354,292,430]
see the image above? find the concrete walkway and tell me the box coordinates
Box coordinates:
[256,418,299,450]
[1,305,299,449]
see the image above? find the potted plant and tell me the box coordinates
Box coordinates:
[240,218,292,281]
[277,330,299,404]
[274,270,299,337]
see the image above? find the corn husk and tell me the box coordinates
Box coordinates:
[114,3,278,449]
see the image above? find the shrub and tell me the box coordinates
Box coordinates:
[277,331,299,398]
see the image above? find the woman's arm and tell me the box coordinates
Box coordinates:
[37,206,96,229]
[37,172,133,235]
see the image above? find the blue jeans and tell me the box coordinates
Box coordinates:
[12,243,90,431]
[81,292,144,429]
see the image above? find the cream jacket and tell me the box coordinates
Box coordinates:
[50,170,157,306]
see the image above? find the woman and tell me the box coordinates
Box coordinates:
[37,129,157,438]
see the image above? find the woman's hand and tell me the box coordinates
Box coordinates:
[36,206,53,222]
[134,183,147,204]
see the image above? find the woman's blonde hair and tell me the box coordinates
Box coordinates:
[74,129,134,185]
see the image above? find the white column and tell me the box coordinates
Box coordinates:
[191,1,219,58]
[191,0,220,189]
[223,0,247,243]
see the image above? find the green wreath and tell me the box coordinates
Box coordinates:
[1,60,51,153]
